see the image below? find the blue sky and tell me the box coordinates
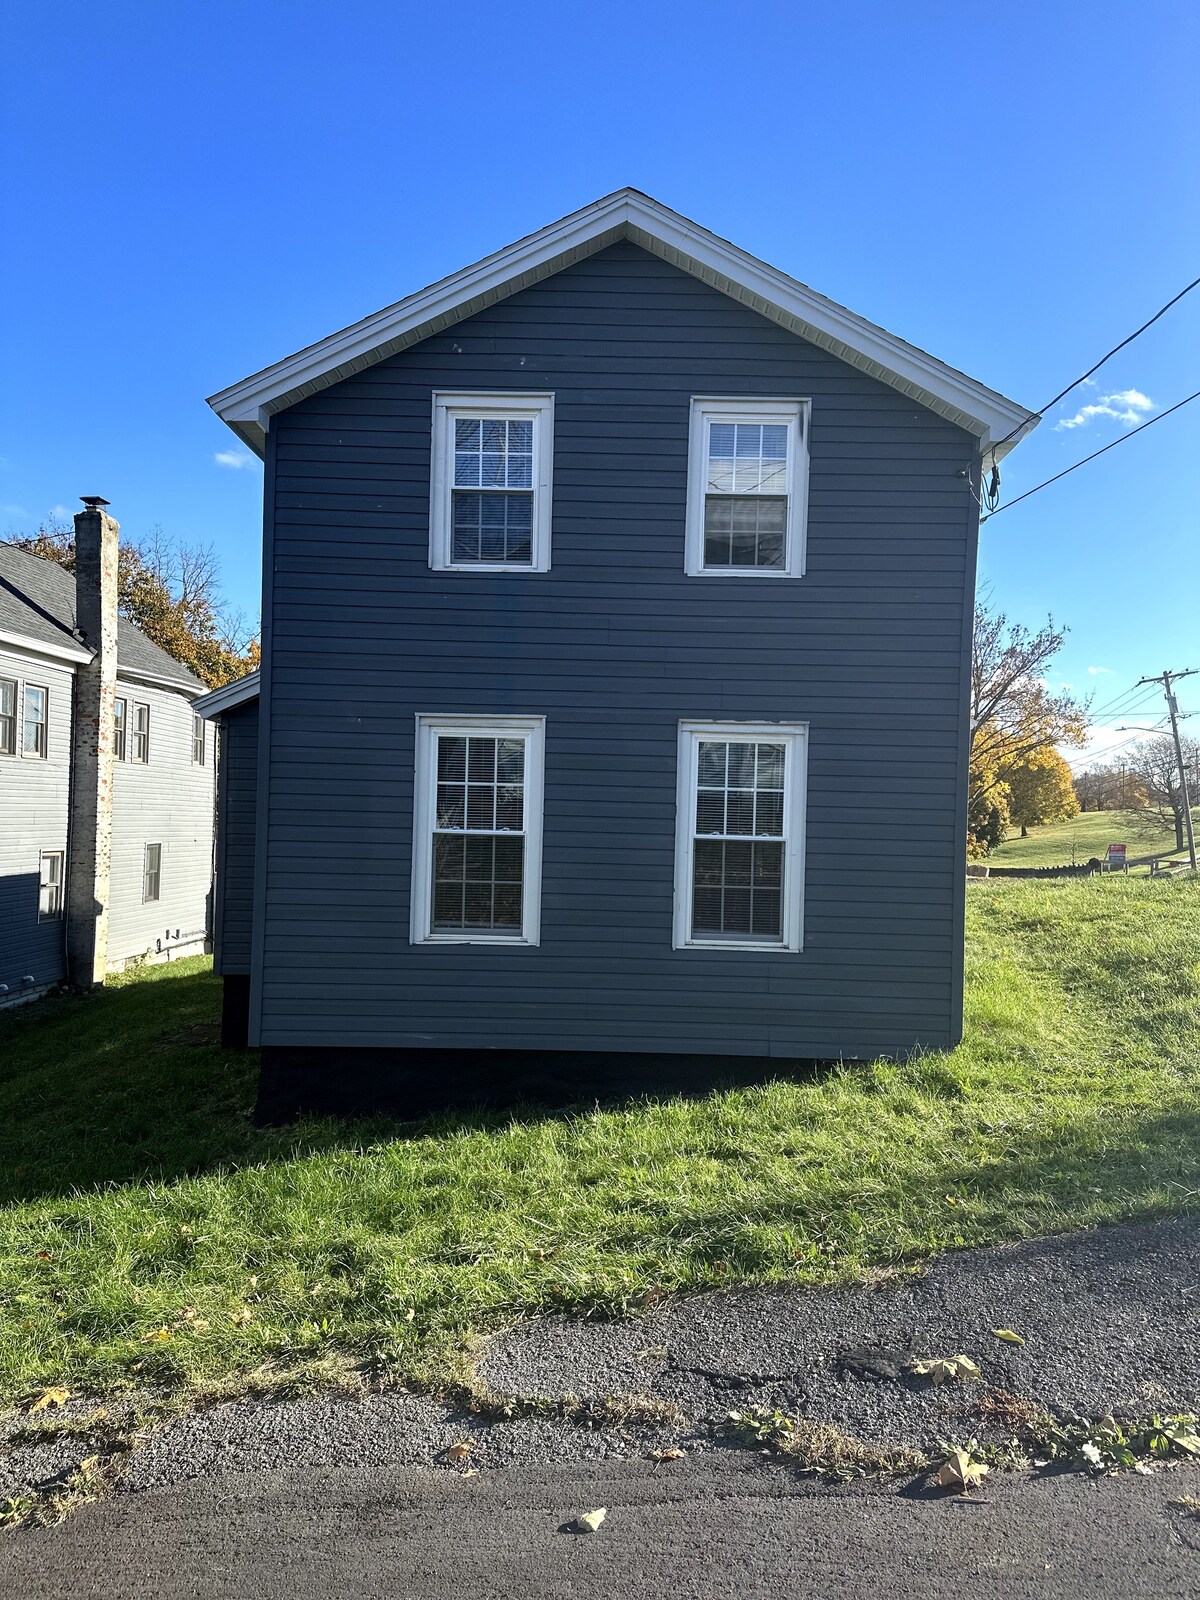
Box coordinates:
[3,1,1196,760]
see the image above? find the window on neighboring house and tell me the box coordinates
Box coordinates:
[411,715,545,945]
[430,393,554,572]
[685,399,809,577]
[132,702,150,763]
[22,684,48,757]
[0,676,15,755]
[673,721,808,951]
[113,696,127,761]
[143,843,162,903]
[192,714,205,765]
[38,851,64,920]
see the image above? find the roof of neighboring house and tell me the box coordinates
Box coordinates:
[0,543,204,693]
[194,668,259,717]
[209,188,1039,467]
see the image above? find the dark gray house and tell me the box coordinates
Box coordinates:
[197,190,1038,1118]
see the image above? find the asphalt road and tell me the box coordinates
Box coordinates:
[3,1453,1199,1600]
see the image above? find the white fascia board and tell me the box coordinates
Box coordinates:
[116,666,205,697]
[193,669,260,719]
[0,627,91,666]
[208,189,1038,462]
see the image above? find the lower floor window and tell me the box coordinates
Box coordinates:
[143,842,162,903]
[411,715,545,945]
[38,851,64,920]
[673,721,807,951]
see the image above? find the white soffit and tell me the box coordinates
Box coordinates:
[194,668,260,718]
[208,190,1038,464]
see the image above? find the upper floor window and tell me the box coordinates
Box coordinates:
[133,702,150,764]
[22,684,48,758]
[113,696,128,761]
[410,715,545,946]
[39,851,64,920]
[685,399,809,578]
[0,677,15,755]
[673,721,808,952]
[192,714,206,765]
[429,393,554,573]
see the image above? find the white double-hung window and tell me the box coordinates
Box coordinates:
[410,715,545,945]
[429,393,554,572]
[685,399,809,577]
[673,721,808,951]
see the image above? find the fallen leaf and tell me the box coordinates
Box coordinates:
[231,1307,253,1324]
[936,1450,988,1490]
[35,1251,51,1261]
[28,1387,70,1414]
[993,1329,1025,1346]
[575,1508,607,1534]
[140,1327,172,1343]
[909,1354,981,1385]
[445,1442,471,1463]
[649,1447,686,1461]
[1080,1441,1103,1468]
[405,1308,415,1321]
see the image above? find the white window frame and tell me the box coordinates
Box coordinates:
[132,701,151,764]
[429,391,554,573]
[410,713,546,946]
[672,720,808,952]
[22,683,49,759]
[684,397,810,579]
[192,713,206,765]
[143,842,162,903]
[38,850,64,921]
[113,695,128,762]
[0,675,16,756]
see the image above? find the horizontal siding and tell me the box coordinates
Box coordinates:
[257,241,977,1058]
[214,701,257,973]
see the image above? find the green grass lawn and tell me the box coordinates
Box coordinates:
[1,876,1198,1408]
[988,808,1187,869]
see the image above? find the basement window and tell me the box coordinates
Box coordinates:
[22,684,48,758]
[685,399,809,578]
[673,721,808,951]
[143,843,162,904]
[411,715,545,945]
[38,851,64,920]
[0,677,15,755]
[429,393,554,572]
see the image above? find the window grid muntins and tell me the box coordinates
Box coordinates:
[452,418,534,564]
[692,740,786,940]
[0,677,15,755]
[432,735,526,933]
[704,422,789,569]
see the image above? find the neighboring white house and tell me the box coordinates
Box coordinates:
[0,503,216,1004]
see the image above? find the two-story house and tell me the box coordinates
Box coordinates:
[197,191,1038,1120]
[0,504,215,1003]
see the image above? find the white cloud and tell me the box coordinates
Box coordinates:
[214,448,259,471]
[1055,389,1152,430]
[1087,665,1113,676]
[48,504,72,521]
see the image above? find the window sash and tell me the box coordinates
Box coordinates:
[685,399,808,579]
[38,852,64,920]
[133,703,150,763]
[411,716,545,945]
[143,843,162,903]
[0,677,15,755]
[113,697,127,761]
[673,722,807,952]
[22,685,48,757]
[192,714,205,764]
[430,394,554,572]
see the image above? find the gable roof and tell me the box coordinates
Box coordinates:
[194,667,259,718]
[0,543,204,694]
[209,189,1037,466]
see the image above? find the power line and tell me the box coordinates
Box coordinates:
[981,388,1200,521]
[988,272,1200,460]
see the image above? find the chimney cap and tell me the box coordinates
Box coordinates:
[79,495,110,509]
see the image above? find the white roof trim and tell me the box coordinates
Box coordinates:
[194,668,260,719]
[117,665,204,697]
[208,190,1038,464]
[0,627,92,666]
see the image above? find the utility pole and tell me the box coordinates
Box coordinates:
[1135,669,1198,870]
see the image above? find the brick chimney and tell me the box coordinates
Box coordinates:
[66,496,120,988]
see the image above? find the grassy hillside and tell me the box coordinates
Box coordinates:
[0,876,1197,1406]
[989,807,1186,868]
